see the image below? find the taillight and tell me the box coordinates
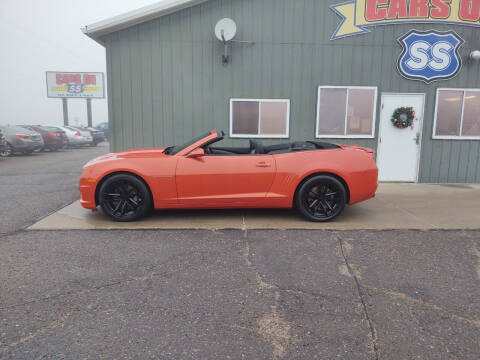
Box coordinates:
[48,131,57,137]
[90,131,94,136]
[16,134,30,139]
[75,131,81,136]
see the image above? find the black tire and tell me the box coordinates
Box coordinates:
[23,149,34,155]
[295,175,347,222]
[90,142,98,147]
[98,174,152,222]
[0,143,12,157]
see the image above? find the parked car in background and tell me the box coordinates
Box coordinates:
[52,125,93,147]
[94,122,109,139]
[0,128,8,157]
[19,125,68,151]
[0,125,44,155]
[70,126,105,147]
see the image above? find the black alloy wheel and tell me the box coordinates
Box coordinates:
[296,175,347,222]
[99,174,152,222]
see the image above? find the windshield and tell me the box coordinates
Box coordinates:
[166,132,212,155]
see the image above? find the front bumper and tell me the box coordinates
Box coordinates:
[79,176,97,209]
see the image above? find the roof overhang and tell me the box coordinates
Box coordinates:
[82,0,208,46]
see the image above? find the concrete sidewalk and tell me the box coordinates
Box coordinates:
[28,183,480,231]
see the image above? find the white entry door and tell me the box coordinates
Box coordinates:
[377,93,425,182]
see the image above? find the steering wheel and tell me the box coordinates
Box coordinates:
[204,146,212,155]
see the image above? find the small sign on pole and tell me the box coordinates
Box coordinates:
[46,71,105,99]
[46,71,105,126]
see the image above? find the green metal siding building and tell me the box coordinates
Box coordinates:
[83,0,480,183]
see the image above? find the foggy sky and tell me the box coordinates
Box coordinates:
[0,0,160,127]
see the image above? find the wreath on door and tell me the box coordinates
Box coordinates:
[391,107,415,129]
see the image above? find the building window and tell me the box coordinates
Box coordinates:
[434,89,480,140]
[316,86,377,138]
[230,99,290,138]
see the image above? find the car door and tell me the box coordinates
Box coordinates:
[175,154,276,206]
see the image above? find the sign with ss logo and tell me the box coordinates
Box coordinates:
[397,30,464,84]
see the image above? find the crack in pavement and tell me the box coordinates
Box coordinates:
[0,247,231,352]
[0,313,71,354]
[242,234,295,359]
[338,237,379,360]
[365,285,480,328]
[0,249,205,311]
[472,242,480,281]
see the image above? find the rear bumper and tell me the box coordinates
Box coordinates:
[69,137,92,145]
[348,167,379,205]
[44,137,66,147]
[12,140,43,152]
[92,135,105,143]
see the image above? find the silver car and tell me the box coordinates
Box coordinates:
[0,125,44,156]
[52,125,93,147]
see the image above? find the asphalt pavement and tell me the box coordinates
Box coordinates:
[0,144,479,359]
[0,144,108,235]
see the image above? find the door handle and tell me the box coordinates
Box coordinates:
[414,133,420,145]
[256,162,271,168]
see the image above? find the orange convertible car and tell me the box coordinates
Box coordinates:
[79,130,378,222]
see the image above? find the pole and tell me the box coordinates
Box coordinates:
[87,98,93,127]
[62,98,69,126]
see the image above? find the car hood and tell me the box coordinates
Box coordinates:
[86,147,168,166]
[116,148,168,158]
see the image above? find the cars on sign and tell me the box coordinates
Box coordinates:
[79,130,378,222]
[0,125,44,155]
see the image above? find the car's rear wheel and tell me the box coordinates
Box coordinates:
[296,175,347,222]
[0,143,12,157]
[99,174,152,222]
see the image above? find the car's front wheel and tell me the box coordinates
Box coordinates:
[98,174,152,222]
[296,175,347,222]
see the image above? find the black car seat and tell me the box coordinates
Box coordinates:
[249,139,265,154]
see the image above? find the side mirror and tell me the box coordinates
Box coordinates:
[187,148,205,159]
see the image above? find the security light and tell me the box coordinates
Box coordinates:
[470,50,480,60]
